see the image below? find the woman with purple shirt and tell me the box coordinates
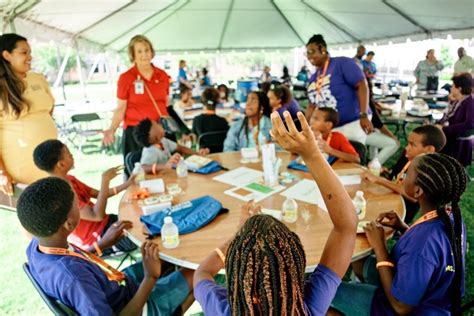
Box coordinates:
[331,153,467,315]
[305,34,373,144]
[437,73,474,166]
[193,112,358,315]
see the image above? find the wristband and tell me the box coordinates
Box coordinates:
[113,187,118,196]
[359,112,368,119]
[93,242,103,257]
[376,261,394,269]
[214,248,225,265]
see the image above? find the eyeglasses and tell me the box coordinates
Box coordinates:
[304,49,317,57]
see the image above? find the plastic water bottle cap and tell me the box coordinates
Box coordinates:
[164,216,173,224]
[356,191,364,197]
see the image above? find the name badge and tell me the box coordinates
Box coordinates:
[134,80,144,94]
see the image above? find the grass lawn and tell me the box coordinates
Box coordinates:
[0,125,473,315]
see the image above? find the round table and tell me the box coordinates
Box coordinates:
[119,152,405,272]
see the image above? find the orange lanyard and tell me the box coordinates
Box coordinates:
[38,244,127,285]
[395,161,411,184]
[407,209,450,231]
[316,57,330,95]
[154,143,164,151]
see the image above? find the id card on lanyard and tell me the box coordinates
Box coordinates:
[134,75,144,95]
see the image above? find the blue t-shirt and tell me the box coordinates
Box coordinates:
[195,264,341,315]
[371,217,466,315]
[307,57,365,126]
[178,67,187,82]
[140,138,177,165]
[276,98,301,118]
[223,116,272,152]
[26,239,138,315]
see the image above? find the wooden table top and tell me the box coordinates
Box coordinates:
[119,152,405,272]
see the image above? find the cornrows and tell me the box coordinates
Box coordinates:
[414,153,467,315]
[225,215,307,315]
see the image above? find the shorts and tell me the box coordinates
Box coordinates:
[124,262,190,316]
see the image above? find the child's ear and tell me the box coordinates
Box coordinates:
[63,217,76,233]
[413,184,424,199]
[424,145,436,154]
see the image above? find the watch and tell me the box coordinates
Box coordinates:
[359,112,368,119]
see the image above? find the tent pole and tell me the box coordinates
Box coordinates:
[55,46,67,101]
[87,53,102,82]
[218,0,234,50]
[54,46,71,89]
[270,0,305,45]
[74,40,87,101]
[381,0,430,36]
[301,0,360,43]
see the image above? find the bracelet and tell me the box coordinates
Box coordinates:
[376,261,395,269]
[113,187,118,196]
[214,248,225,265]
[93,242,103,256]
[152,163,157,175]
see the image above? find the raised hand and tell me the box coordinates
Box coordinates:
[270,111,319,160]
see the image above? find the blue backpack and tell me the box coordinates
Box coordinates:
[287,156,337,172]
[140,195,228,236]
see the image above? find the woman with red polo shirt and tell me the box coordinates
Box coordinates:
[103,35,170,165]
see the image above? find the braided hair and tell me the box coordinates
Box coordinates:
[413,153,467,314]
[225,215,307,315]
[239,91,271,146]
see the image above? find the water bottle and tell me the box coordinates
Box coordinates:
[282,197,298,223]
[133,162,145,183]
[176,159,188,178]
[369,157,382,177]
[353,191,367,220]
[161,216,179,249]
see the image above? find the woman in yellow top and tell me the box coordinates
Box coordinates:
[0,33,57,194]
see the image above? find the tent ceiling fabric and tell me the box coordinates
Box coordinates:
[2,0,473,51]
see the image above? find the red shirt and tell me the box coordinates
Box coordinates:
[326,131,359,157]
[67,175,109,248]
[117,64,170,128]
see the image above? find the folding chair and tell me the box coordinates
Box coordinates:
[125,150,142,176]
[68,113,105,154]
[197,130,228,153]
[23,263,78,315]
[349,140,368,166]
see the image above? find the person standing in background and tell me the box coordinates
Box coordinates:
[353,45,366,71]
[103,35,170,171]
[453,47,474,75]
[414,49,444,90]
[178,59,192,89]
[362,51,377,79]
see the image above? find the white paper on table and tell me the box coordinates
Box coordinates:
[338,174,361,186]
[280,179,328,212]
[141,201,172,215]
[139,179,165,194]
[224,183,285,203]
[213,167,263,187]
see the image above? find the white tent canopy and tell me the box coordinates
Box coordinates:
[1,0,473,51]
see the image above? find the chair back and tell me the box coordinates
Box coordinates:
[23,263,77,315]
[349,140,368,166]
[197,130,228,153]
[125,150,142,175]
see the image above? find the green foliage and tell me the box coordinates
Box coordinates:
[440,45,454,68]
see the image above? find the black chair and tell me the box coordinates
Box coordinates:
[125,150,142,176]
[68,113,105,154]
[349,140,368,166]
[23,263,77,315]
[197,130,228,153]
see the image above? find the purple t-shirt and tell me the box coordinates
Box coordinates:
[276,98,301,118]
[26,239,138,315]
[195,264,341,315]
[307,57,365,126]
[371,217,466,315]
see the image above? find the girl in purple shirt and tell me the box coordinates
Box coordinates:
[194,112,358,315]
[331,153,467,315]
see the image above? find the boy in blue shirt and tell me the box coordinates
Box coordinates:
[18,177,193,315]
